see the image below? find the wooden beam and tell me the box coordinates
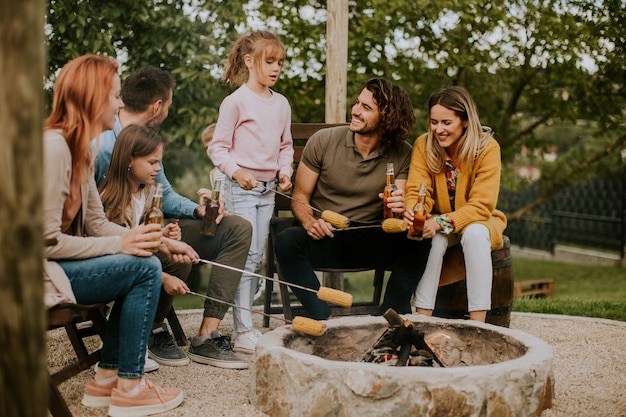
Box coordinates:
[325,0,348,123]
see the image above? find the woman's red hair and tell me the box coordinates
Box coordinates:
[45,54,119,185]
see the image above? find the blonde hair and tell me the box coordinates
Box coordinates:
[222,30,285,86]
[425,86,491,173]
[201,123,217,148]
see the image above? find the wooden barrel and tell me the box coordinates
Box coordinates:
[433,235,514,327]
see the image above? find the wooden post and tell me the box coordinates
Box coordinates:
[0,1,47,416]
[324,0,349,290]
[325,0,348,124]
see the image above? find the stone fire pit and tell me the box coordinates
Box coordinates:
[250,314,554,417]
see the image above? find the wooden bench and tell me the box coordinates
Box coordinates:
[47,302,108,417]
[47,303,185,417]
[514,279,554,298]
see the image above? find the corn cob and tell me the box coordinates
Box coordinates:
[317,286,353,307]
[321,210,350,229]
[292,316,326,336]
[382,218,407,233]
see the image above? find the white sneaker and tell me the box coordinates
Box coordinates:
[94,350,159,373]
[233,329,262,354]
[144,351,160,373]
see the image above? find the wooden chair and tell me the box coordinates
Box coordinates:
[47,302,108,417]
[262,123,388,326]
[166,308,187,346]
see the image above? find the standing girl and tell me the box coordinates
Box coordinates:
[208,30,294,353]
[43,55,195,416]
[404,86,507,322]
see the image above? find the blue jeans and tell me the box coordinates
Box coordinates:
[275,225,431,320]
[57,254,162,378]
[225,179,275,334]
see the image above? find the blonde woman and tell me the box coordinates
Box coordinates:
[405,86,507,322]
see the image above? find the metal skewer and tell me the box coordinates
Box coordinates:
[185,291,326,336]
[198,258,352,307]
[198,258,317,295]
[271,188,322,214]
[185,291,291,324]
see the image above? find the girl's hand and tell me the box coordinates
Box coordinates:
[233,169,258,191]
[160,238,199,264]
[278,174,292,192]
[121,223,162,256]
[162,272,190,295]
[163,221,181,241]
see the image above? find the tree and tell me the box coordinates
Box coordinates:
[45,0,249,184]
[253,0,625,217]
[45,0,625,211]
[1,0,47,416]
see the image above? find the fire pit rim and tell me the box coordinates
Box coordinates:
[257,314,553,375]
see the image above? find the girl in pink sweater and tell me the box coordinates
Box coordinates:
[208,30,293,352]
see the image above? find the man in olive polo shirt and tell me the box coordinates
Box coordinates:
[275,78,431,320]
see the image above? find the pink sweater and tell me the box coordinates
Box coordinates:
[208,84,294,182]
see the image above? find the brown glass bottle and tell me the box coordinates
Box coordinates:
[383,162,401,219]
[142,183,164,252]
[202,180,221,236]
[408,182,427,241]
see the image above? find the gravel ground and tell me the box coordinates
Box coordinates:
[47,310,626,417]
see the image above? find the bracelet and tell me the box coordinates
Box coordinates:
[434,214,455,235]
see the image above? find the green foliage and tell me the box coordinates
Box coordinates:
[45,0,626,197]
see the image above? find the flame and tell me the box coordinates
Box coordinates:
[425,333,450,362]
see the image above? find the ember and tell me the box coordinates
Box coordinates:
[362,309,445,367]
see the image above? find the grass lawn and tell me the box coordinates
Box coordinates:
[173,258,626,322]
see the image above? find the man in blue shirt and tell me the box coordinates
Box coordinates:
[95,66,252,370]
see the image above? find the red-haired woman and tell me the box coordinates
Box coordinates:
[44,54,196,416]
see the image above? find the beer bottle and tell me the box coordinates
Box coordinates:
[383,163,400,219]
[408,182,427,240]
[202,180,221,236]
[142,183,164,252]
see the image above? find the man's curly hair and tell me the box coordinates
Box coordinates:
[364,78,416,147]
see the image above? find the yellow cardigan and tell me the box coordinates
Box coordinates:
[405,133,507,250]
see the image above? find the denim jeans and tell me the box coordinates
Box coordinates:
[413,224,492,312]
[275,225,431,320]
[57,254,162,378]
[224,179,275,334]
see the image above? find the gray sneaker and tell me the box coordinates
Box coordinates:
[148,324,189,366]
[188,331,248,369]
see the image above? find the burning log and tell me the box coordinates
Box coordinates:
[361,309,445,367]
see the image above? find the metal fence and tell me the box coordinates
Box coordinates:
[499,175,625,257]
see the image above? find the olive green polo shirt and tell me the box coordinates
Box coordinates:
[300,125,412,223]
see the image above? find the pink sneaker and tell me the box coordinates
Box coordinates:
[108,377,184,417]
[81,377,118,407]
